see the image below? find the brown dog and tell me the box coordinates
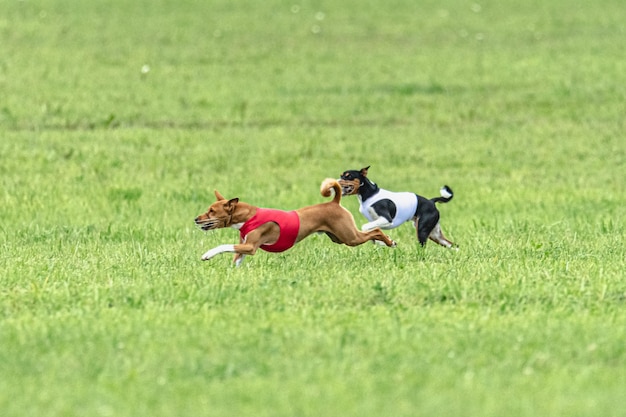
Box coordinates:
[195,179,396,265]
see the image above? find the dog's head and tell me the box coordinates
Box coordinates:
[339,166,370,196]
[194,190,239,231]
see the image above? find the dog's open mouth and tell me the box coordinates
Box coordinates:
[338,179,356,196]
[195,218,221,231]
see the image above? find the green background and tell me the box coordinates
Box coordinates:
[1,0,624,416]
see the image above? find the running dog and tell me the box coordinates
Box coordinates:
[195,178,396,266]
[339,166,456,248]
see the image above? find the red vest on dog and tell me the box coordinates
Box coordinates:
[239,208,300,252]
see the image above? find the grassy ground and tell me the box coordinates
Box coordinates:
[1,0,625,416]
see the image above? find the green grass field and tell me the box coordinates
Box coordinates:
[1,0,625,416]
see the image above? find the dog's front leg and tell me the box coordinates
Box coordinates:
[362,216,393,231]
[234,254,246,267]
[201,244,236,261]
[202,241,259,262]
[232,237,247,266]
[361,216,393,246]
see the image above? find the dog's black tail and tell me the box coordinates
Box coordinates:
[431,185,453,204]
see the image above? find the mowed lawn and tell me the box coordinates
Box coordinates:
[1,0,625,416]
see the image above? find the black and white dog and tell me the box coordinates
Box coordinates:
[339,166,456,248]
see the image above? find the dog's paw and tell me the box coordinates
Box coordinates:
[234,254,246,267]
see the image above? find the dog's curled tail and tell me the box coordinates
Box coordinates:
[431,185,454,204]
[320,178,342,204]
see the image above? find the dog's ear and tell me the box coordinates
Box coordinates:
[360,166,370,176]
[224,198,239,213]
[214,190,226,201]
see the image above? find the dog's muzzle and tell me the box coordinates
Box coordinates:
[338,179,357,196]
[194,217,221,231]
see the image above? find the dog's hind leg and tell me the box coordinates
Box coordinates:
[428,223,457,249]
[320,207,396,247]
[324,232,343,244]
[335,227,396,248]
[415,209,440,246]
